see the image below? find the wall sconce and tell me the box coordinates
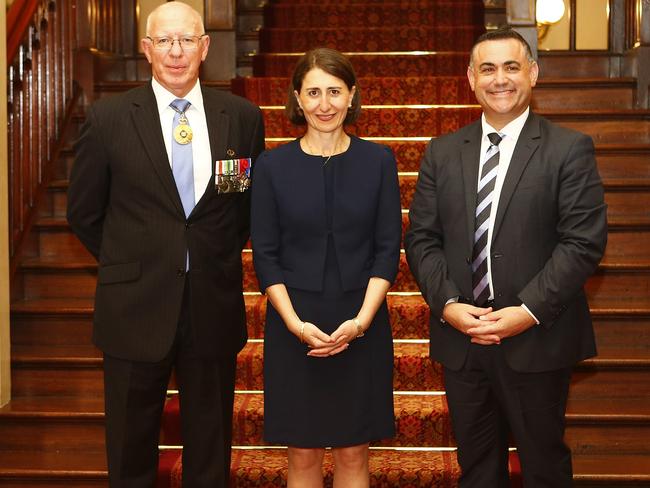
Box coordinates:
[536,0,566,39]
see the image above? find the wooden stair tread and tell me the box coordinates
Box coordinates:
[605,179,650,189]
[591,347,650,361]
[10,297,95,314]
[566,396,650,419]
[94,79,229,91]
[48,179,68,190]
[0,396,104,418]
[535,109,650,119]
[33,217,71,229]
[600,260,650,269]
[0,450,107,475]
[12,344,102,364]
[572,453,650,479]
[594,143,650,152]
[536,77,637,87]
[20,257,97,270]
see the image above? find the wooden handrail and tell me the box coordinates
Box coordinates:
[6,0,40,61]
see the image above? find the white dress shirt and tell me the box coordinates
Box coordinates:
[151,78,212,207]
[479,107,538,323]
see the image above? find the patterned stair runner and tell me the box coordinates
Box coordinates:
[158,1,507,486]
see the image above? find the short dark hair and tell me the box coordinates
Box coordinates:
[469,28,535,67]
[285,48,361,126]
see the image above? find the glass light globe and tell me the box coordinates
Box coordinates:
[536,0,566,25]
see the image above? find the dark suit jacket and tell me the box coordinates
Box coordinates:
[405,112,607,373]
[67,83,265,362]
[251,137,401,292]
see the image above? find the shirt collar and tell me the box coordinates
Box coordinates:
[151,78,204,116]
[480,107,530,144]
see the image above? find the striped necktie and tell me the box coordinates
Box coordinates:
[472,132,503,306]
[170,99,195,218]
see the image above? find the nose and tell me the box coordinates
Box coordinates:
[494,67,508,84]
[319,94,331,111]
[169,39,184,56]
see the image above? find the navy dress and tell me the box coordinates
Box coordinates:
[252,137,399,448]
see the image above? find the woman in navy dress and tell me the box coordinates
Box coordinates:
[251,48,401,487]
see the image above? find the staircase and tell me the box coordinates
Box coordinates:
[2,0,650,486]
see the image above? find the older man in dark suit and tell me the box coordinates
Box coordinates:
[405,28,607,487]
[67,2,264,486]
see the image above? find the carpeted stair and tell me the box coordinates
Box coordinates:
[156,0,650,486]
[158,0,497,485]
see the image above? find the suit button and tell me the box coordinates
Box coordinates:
[185,223,192,229]
[466,257,471,265]
[177,268,185,277]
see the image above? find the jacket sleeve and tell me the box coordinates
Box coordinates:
[66,105,110,261]
[250,152,285,292]
[517,133,607,327]
[369,146,402,284]
[404,139,462,317]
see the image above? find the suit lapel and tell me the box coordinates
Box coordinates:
[131,84,185,216]
[461,121,482,254]
[492,112,541,241]
[194,86,230,214]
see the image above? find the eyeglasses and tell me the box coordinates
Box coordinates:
[146,35,206,51]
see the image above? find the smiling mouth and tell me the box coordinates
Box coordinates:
[316,114,336,121]
[489,89,515,96]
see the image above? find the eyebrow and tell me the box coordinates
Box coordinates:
[479,60,521,69]
[304,85,344,90]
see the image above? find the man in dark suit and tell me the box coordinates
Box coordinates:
[66,2,264,486]
[405,28,607,487]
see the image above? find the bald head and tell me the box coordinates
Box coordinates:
[141,1,210,98]
[146,1,204,37]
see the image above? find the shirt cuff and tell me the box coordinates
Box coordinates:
[441,296,460,323]
[521,303,540,325]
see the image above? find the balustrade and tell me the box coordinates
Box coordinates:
[7,0,73,272]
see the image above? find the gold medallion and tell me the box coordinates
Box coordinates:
[174,124,193,145]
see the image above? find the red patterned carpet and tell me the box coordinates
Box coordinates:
[232,76,477,106]
[253,52,471,78]
[157,0,528,486]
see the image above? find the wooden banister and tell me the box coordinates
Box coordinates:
[6,0,77,277]
[6,0,40,61]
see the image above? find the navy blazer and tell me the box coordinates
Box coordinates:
[251,136,401,293]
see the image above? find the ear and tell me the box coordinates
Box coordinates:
[466,66,476,92]
[142,38,153,64]
[529,61,539,88]
[293,90,302,108]
[200,35,210,62]
[349,85,356,107]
